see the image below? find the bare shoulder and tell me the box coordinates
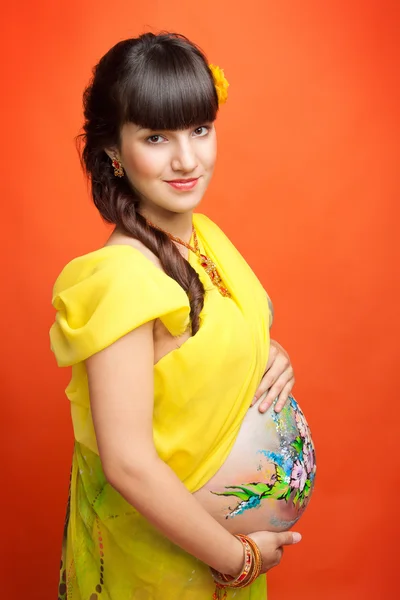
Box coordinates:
[104,230,162,270]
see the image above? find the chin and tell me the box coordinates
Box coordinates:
[163,192,205,214]
[141,181,208,215]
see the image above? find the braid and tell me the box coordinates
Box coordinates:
[82,145,205,334]
[121,210,205,336]
[78,33,218,334]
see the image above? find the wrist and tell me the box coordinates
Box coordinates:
[224,535,245,577]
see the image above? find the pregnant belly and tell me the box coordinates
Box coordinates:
[193,396,316,533]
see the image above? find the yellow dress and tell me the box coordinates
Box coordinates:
[50,213,271,599]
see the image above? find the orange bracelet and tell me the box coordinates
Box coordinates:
[237,535,262,587]
[226,536,262,589]
[211,535,252,585]
[210,534,262,599]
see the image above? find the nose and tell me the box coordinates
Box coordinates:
[171,138,198,173]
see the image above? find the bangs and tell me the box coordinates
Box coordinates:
[119,44,218,131]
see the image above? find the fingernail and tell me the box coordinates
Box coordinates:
[251,396,257,406]
[292,532,302,544]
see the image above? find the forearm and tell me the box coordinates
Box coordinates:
[106,455,243,576]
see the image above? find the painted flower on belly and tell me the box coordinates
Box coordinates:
[290,460,307,492]
[211,396,316,518]
[303,442,316,475]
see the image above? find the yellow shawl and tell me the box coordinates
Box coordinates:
[50,213,270,599]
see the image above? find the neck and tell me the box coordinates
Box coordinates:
[140,208,194,244]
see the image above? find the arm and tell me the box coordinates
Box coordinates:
[86,320,243,576]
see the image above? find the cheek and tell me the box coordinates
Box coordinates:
[202,138,217,169]
[124,147,162,181]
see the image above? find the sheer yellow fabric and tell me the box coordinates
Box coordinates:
[50,214,271,599]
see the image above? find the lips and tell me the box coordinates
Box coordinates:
[166,178,198,183]
[165,177,199,191]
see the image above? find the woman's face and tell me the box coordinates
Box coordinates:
[116,121,217,216]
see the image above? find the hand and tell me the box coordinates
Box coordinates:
[248,530,302,574]
[251,339,295,413]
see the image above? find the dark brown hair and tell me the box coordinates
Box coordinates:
[80,32,219,334]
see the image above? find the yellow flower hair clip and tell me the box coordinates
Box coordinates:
[209,64,229,105]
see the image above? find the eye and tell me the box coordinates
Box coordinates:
[146,134,165,144]
[193,125,211,137]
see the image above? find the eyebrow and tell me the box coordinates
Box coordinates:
[135,122,212,133]
[136,126,170,134]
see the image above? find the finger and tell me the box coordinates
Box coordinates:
[265,343,279,369]
[276,531,302,547]
[251,382,273,407]
[263,344,285,376]
[250,390,268,408]
[264,352,290,382]
[274,379,295,413]
[251,363,283,406]
[257,393,278,413]
[259,370,294,413]
[254,360,291,406]
[269,339,285,357]
[267,341,291,382]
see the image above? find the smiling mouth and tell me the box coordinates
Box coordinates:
[165,178,198,183]
[165,178,200,191]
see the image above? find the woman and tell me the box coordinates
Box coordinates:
[50,32,316,600]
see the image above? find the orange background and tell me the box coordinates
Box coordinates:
[2,1,399,598]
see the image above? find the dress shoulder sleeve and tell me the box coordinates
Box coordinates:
[49,247,190,367]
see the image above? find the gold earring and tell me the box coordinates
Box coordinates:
[111,157,124,177]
